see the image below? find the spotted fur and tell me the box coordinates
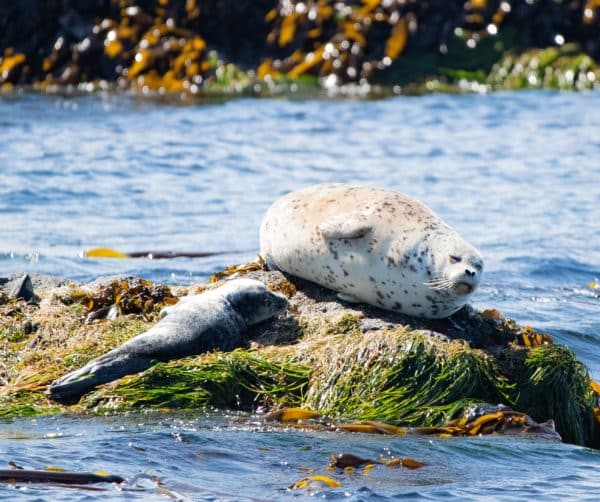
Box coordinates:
[259,184,483,319]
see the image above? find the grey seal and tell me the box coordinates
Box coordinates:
[260,183,483,318]
[47,278,287,403]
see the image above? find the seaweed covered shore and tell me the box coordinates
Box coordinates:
[1,0,600,95]
[1,269,598,448]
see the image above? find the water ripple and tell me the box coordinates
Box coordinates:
[1,91,599,499]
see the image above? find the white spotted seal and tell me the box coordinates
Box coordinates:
[260,184,483,319]
[47,279,287,403]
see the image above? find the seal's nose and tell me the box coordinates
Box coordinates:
[465,269,475,277]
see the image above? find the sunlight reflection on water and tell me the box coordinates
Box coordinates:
[0,90,599,500]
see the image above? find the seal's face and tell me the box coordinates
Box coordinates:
[223,279,288,326]
[425,244,483,297]
[446,250,483,295]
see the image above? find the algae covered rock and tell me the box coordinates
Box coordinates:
[1,1,600,93]
[0,269,597,447]
[487,44,600,91]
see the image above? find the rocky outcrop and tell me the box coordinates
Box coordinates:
[1,267,598,447]
[1,1,599,93]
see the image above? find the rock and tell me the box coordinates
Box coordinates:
[1,1,599,92]
[0,273,77,306]
[8,273,35,302]
[0,267,596,447]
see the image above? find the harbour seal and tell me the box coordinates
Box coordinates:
[47,279,287,403]
[259,184,483,319]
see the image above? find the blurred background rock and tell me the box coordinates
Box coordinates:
[1,1,599,93]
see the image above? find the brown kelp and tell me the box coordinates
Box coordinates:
[262,0,600,86]
[0,0,272,93]
[69,277,179,323]
[289,445,423,492]
[0,469,123,485]
[1,1,600,93]
[261,404,560,440]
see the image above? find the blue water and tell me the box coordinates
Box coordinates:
[1,91,599,499]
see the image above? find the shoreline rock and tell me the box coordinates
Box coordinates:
[1,1,599,95]
[0,268,598,448]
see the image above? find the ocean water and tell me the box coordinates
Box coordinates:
[1,90,599,499]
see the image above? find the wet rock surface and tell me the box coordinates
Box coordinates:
[242,269,518,350]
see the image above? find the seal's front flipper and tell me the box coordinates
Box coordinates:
[46,350,153,404]
[318,214,373,240]
[337,292,362,303]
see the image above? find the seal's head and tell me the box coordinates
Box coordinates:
[425,239,483,297]
[221,278,288,326]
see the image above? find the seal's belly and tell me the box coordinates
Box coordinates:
[265,235,461,318]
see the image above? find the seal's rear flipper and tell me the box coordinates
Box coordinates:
[46,351,154,404]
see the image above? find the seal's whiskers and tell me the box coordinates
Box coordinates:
[424,277,454,291]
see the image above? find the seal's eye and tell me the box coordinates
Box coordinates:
[449,255,462,264]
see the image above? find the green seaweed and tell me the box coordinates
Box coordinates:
[506,345,595,445]
[438,68,488,84]
[0,401,62,419]
[84,349,310,413]
[325,313,361,336]
[0,390,62,419]
[303,330,513,426]
[487,44,600,91]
